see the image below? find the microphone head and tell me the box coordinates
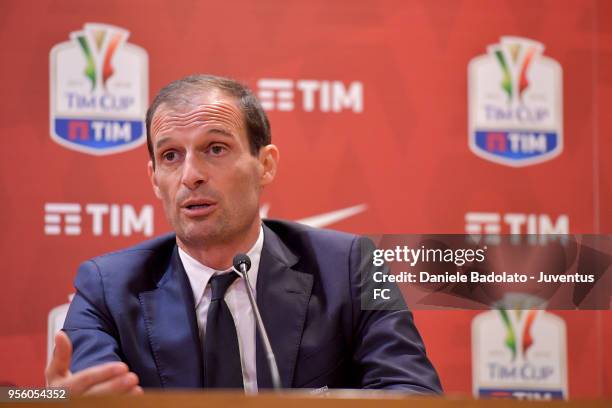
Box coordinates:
[233,253,252,273]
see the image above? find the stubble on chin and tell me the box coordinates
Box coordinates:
[175,216,227,248]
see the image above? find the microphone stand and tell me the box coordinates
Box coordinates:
[235,258,282,391]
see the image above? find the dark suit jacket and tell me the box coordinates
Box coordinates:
[64,219,442,393]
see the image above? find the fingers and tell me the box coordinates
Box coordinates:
[128,386,144,396]
[81,372,140,396]
[62,362,130,395]
[44,332,142,396]
[46,331,73,384]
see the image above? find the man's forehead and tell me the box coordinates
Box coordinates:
[155,90,240,117]
[149,89,248,148]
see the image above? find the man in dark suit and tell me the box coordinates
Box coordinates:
[46,75,441,395]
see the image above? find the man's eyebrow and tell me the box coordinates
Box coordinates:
[155,129,235,150]
[206,128,234,138]
[155,136,172,150]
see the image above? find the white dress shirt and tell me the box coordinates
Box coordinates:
[179,226,263,393]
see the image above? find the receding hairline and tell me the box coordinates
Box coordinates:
[150,87,242,122]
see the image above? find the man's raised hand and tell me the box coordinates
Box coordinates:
[45,331,143,396]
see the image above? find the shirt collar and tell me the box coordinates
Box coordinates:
[179,225,264,307]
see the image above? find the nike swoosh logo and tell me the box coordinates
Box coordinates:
[296,204,368,228]
[260,203,367,228]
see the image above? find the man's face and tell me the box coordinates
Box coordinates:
[147,90,276,249]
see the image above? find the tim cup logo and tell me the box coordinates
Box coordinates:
[50,23,148,155]
[472,303,568,400]
[497,309,537,361]
[468,37,563,167]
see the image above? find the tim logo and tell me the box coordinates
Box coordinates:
[50,23,148,155]
[472,305,568,400]
[465,212,569,235]
[44,202,153,237]
[468,37,563,167]
[257,79,363,113]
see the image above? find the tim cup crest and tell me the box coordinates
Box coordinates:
[468,37,563,167]
[50,23,148,155]
[472,302,568,400]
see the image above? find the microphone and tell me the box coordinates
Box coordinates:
[232,253,281,390]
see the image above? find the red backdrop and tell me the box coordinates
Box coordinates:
[0,0,610,399]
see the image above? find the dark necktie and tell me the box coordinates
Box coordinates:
[203,272,244,389]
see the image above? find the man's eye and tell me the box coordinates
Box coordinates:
[209,145,227,155]
[162,151,178,162]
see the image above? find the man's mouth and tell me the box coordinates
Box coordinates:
[181,200,217,217]
[186,204,211,210]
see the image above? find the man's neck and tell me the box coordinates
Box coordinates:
[177,220,262,270]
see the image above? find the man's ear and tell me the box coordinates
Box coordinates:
[148,160,162,199]
[258,144,279,187]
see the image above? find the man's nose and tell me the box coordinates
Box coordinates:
[181,154,208,190]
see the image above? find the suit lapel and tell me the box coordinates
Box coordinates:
[139,246,203,388]
[256,225,313,388]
